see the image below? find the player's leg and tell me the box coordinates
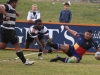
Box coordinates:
[38,34,44,59]
[0,42,7,49]
[50,55,78,63]
[0,28,8,49]
[50,46,81,63]
[10,30,34,65]
[46,43,70,53]
[25,32,34,48]
[45,38,70,53]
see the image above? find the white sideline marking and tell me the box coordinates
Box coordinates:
[0,52,43,62]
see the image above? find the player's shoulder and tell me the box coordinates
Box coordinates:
[43,25,48,29]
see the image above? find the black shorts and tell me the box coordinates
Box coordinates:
[26,32,44,43]
[0,28,19,45]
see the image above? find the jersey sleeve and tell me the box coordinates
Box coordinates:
[75,33,84,38]
[43,26,49,36]
[3,4,9,12]
[92,40,99,49]
[29,27,38,38]
[31,33,37,38]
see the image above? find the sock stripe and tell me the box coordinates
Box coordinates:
[65,58,69,63]
[57,44,60,49]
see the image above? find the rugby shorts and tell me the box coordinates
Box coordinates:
[0,27,19,45]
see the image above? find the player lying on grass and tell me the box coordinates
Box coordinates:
[25,19,52,59]
[45,26,100,63]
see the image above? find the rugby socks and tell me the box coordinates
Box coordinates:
[49,44,60,50]
[16,51,26,63]
[65,58,69,63]
[57,57,66,62]
[38,49,42,56]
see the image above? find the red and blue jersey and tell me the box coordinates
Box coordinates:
[74,33,99,57]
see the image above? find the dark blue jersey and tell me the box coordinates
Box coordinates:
[74,33,99,56]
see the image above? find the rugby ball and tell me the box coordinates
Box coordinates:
[95,52,100,60]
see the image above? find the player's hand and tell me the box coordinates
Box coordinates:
[16,12,20,17]
[6,16,10,21]
[65,26,69,30]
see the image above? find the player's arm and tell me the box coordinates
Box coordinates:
[16,12,20,17]
[34,37,45,52]
[97,48,100,52]
[92,40,100,52]
[65,26,77,36]
[0,4,8,17]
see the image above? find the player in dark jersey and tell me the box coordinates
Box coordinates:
[0,0,34,65]
[0,13,3,25]
[25,19,52,59]
[45,26,100,63]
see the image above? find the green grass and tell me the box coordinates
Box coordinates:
[0,50,100,75]
[0,0,100,24]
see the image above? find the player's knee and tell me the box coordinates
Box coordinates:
[67,56,78,63]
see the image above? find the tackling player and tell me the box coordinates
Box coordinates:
[25,19,52,59]
[0,0,34,65]
[45,26,100,63]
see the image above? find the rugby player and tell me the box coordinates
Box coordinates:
[45,26,100,63]
[25,19,52,59]
[0,0,34,65]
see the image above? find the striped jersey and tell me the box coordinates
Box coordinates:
[27,10,40,21]
[1,4,16,30]
[28,25,49,38]
[74,33,99,57]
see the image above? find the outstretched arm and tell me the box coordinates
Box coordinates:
[65,26,77,36]
[34,37,44,51]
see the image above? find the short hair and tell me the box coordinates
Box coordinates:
[64,2,69,6]
[35,19,42,24]
[86,30,92,33]
[7,0,18,4]
[32,4,37,7]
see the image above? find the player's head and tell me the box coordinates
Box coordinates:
[7,0,18,8]
[32,4,37,12]
[35,19,43,29]
[84,30,92,40]
[64,2,70,10]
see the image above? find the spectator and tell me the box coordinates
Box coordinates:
[27,4,40,23]
[59,2,72,23]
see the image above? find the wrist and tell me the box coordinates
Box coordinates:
[67,28,70,31]
[5,15,9,17]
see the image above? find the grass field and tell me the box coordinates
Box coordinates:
[0,0,100,24]
[0,50,100,75]
[0,0,100,75]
